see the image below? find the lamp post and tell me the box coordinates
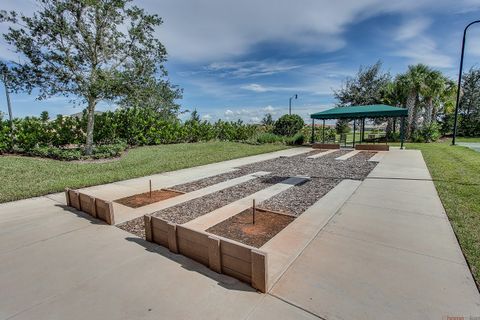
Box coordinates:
[289,94,298,115]
[452,20,480,146]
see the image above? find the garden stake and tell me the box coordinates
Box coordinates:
[252,199,256,225]
[149,180,152,198]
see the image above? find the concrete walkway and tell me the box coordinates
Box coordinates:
[458,142,480,152]
[270,149,480,319]
[1,147,479,319]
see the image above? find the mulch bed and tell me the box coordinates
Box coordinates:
[206,208,295,248]
[115,189,184,208]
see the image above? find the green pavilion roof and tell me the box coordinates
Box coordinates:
[310,104,408,120]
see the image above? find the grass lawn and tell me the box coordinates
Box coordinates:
[0,141,289,203]
[406,139,480,287]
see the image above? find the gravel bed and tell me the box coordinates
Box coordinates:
[171,170,247,193]
[117,216,145,238]
[117,150,378,237]
[154,175,285,224]
[236,150,376,180]
[259,178,342,216]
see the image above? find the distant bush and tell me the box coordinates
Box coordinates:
[286,132,305,145]
[254,132,284,144]
[301,126,336,143]
[273,114,305,136]
[26,141,128,161]
[0,108,268,160]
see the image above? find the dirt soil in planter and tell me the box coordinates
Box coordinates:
[206,208,295,248]
[115,189,183,208]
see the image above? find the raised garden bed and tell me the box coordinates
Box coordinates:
[206,208,295,248]
[355,144,389,151]
[115,189,184,208]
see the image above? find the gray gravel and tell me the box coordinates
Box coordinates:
[117,216,145,238]
[171,170,247,193]
[259,178,342,216]
[118,150,378,236]
[155,175,286,224]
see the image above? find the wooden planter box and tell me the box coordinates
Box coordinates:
[145,215,268,293]
[65,189,115,225]
[312,143,340,149]
[355,144,389,151]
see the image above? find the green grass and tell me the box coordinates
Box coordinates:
[456,136,480,143]
[405,139,480,287]
[0,141,289,203]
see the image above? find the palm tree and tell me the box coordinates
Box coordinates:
[422,70,446,125]
[395,64,431,137]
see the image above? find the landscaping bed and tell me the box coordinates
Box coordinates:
[206,208,295,248]
[115,189,184,208]
[259,178,342,216]
[118,216,145,238]
[155,175,285,224]
[171,170,247,193]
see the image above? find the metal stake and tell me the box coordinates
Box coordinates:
[149,180,152,198]
[252,199,256,225]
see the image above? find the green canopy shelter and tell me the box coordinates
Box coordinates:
[310,104,408,149]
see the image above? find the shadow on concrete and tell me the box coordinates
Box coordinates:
[124,236,257,293]
[54,204,105,225]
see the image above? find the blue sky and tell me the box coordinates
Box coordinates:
[1,0,480,123]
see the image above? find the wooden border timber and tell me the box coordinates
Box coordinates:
[147,215,268,292]
[312,143,340,149]
[65,189,115,225]
[355,144,389,151]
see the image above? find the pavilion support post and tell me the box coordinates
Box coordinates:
[393,117,397,134]
[361,118,366,143]
[400,116,406,149]
[322,120,325,143]
[311,118,315,144]
[353,120,356,148]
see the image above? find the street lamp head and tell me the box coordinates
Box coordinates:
[294,94,298,99]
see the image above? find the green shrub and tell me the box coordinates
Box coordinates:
[286,132,305,145]
[273,114,305,136]
[416,123,440,143]
[255,132,284,144]
[301,126,336,143]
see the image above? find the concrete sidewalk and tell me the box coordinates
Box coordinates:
[271,149,480,319]
[0,148,316,320]
[1,147,479,319]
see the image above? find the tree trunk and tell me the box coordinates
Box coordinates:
[405,90,416,139]
[85,97,96,155]
[424,97,433,126]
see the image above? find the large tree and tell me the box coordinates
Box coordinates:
[1,0,171,154]
[334,61,391,106]
[395,64,430,137]
[333,60,391,131]
[459,68,480,136]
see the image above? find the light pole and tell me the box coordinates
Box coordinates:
[452,20,480,146]
[289,94,298,115]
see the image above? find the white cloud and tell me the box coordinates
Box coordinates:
[263,105,275,112]
[224,109,234,116]
[395,17,431,41]
[392,18,454,68]
[241,83,269,92]
[138,0,477,62]
[202,114,212,120]
[206,60,303,78]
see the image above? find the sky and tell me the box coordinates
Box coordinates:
[1,0,480,123]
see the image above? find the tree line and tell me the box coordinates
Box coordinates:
[334,61,480,140]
